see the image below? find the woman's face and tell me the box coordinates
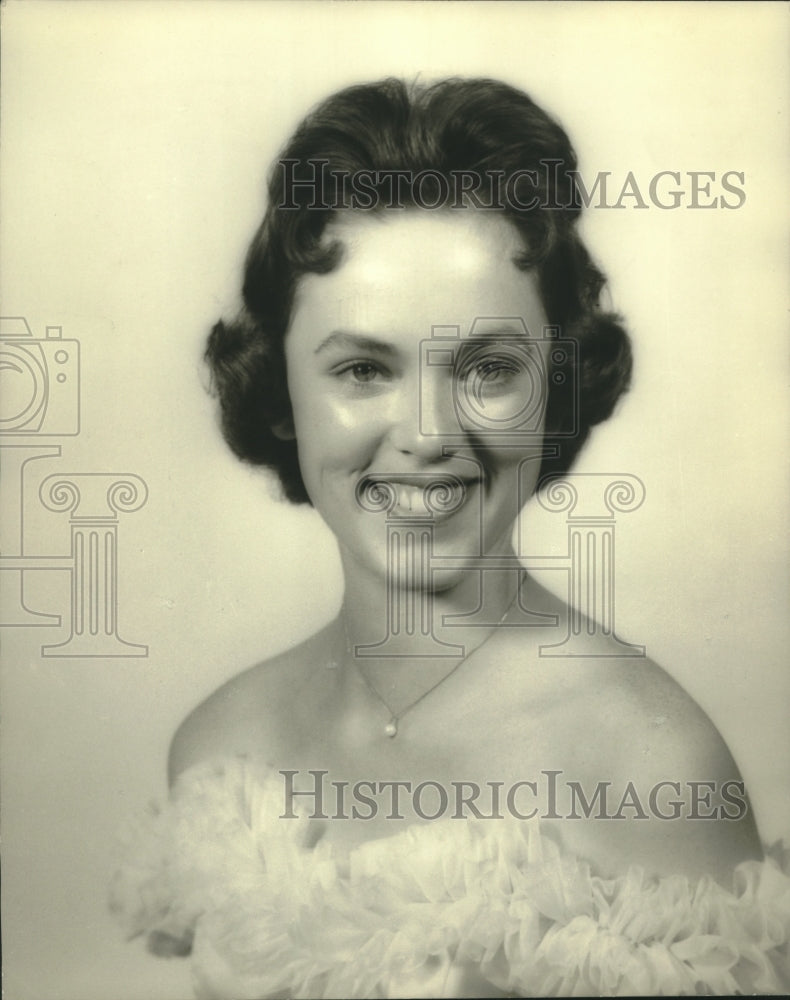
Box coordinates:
[284,210,550,589]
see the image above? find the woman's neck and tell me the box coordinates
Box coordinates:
[334,552,525,710]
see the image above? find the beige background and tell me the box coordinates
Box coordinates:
[1,2,788,998]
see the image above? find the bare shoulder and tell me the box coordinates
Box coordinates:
[546,651,763,882]
[590,653,746,788]
[167,626,331,786]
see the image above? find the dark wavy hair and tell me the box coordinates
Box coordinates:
[205,77,632,504]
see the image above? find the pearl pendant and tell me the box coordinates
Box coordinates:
[384,720,398,738]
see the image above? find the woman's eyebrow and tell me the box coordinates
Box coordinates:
[313,330,398,356]
[465,323,536,340]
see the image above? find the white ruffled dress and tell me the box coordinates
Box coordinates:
[110,758,790,998]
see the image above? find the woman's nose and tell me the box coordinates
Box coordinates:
[389,372,460,459]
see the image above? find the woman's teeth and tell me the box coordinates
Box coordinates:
[392,484,430,513]
[386,479,472,516]
[356,475,475,517]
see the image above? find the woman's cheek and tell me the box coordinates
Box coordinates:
[330,397,366,431]
[327,398,390,451]
[296,400,378,476]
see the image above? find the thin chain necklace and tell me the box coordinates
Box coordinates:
[341,572,524,738]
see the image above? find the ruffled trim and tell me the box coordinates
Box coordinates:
[110,758,790,998]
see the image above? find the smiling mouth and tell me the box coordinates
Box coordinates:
[356,474,478,518]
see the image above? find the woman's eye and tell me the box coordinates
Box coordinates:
[459,356,523,384]
[474,358,521,378]
[334,361,385,384]
[351,362,380,382]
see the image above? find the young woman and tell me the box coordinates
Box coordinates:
[112,78,789,998]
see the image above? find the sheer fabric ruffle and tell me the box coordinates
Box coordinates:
[110,758,790,998]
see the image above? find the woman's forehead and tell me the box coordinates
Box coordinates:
[288,210,547,345]
[326,208,524,270]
